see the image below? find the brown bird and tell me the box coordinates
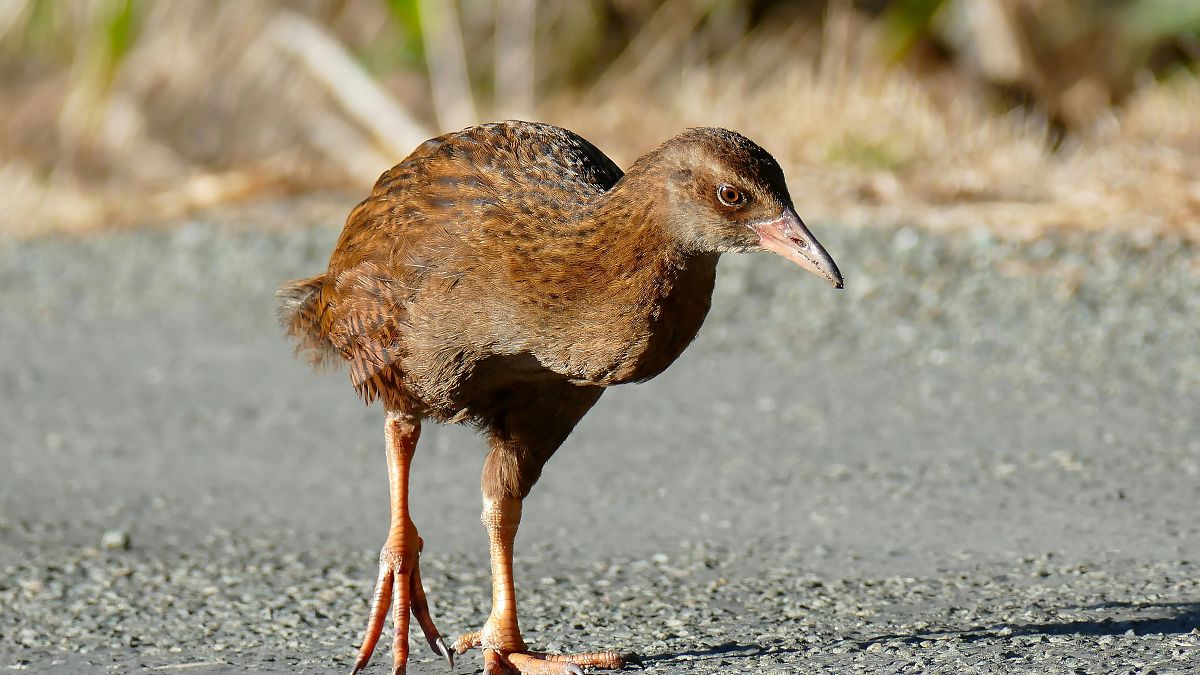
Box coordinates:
[277,121,841,675]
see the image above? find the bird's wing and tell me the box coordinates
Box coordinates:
[511,122,624,191]
[322,122,627,401]
[323,188,435,403]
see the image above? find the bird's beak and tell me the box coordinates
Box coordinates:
[750,208,843,288]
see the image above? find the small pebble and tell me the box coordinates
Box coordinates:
[101,530,131,551]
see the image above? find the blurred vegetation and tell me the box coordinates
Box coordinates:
[0,0,1198,239]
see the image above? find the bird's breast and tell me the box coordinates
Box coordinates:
[545,253,719,386]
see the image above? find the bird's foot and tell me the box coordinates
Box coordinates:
[452,630,623,674]
[350,533,453,674]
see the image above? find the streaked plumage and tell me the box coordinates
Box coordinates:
[277,121,841,675]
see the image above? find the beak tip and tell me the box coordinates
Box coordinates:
[827,264,844,289]
[752,211,843,289]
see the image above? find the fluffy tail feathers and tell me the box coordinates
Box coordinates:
[276,274,340,369]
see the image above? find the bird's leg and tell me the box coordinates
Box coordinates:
[351,411,452,675]
[478,497,525,652]
[453,497,623,675]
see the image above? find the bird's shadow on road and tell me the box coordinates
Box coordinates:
[633,602,1200,669]
[634,642,803,668]
[858,601,1200,646]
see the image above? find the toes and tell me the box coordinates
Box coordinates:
[453,630,482,654]
[409,559,448,661]
[546,651,624,669]
[390,566,412,667]
[507,652,583,675]
[483,649,515,675]
[352,562,395,674]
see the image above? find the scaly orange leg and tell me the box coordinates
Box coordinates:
[453,497,624,674]
[351,411,453,675]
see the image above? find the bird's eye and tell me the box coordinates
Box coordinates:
[717,184,745,206]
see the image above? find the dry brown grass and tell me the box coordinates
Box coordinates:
[2,1,1197,242]
[552,28,1200,243]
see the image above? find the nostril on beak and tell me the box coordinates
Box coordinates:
[790,236,809,250]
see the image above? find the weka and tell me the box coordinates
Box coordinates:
[277,121,841,675]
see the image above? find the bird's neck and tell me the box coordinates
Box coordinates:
[515,170,719,384]
[570,173,719,317]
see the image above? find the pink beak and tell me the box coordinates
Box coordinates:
[751,208,843,288]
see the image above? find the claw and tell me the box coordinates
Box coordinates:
[436,636,454,668]
[565,664,583,675]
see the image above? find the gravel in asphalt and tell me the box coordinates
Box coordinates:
[1,201,1197,673]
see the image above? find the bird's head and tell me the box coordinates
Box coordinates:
[649,127,842,288]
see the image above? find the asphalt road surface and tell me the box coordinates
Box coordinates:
[2,200,1198,674]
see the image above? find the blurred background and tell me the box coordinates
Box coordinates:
[4,5,1200,671]
[2,0,1199,241]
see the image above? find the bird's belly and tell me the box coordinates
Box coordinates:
[553,261,717,386]
[399,345,571,423]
